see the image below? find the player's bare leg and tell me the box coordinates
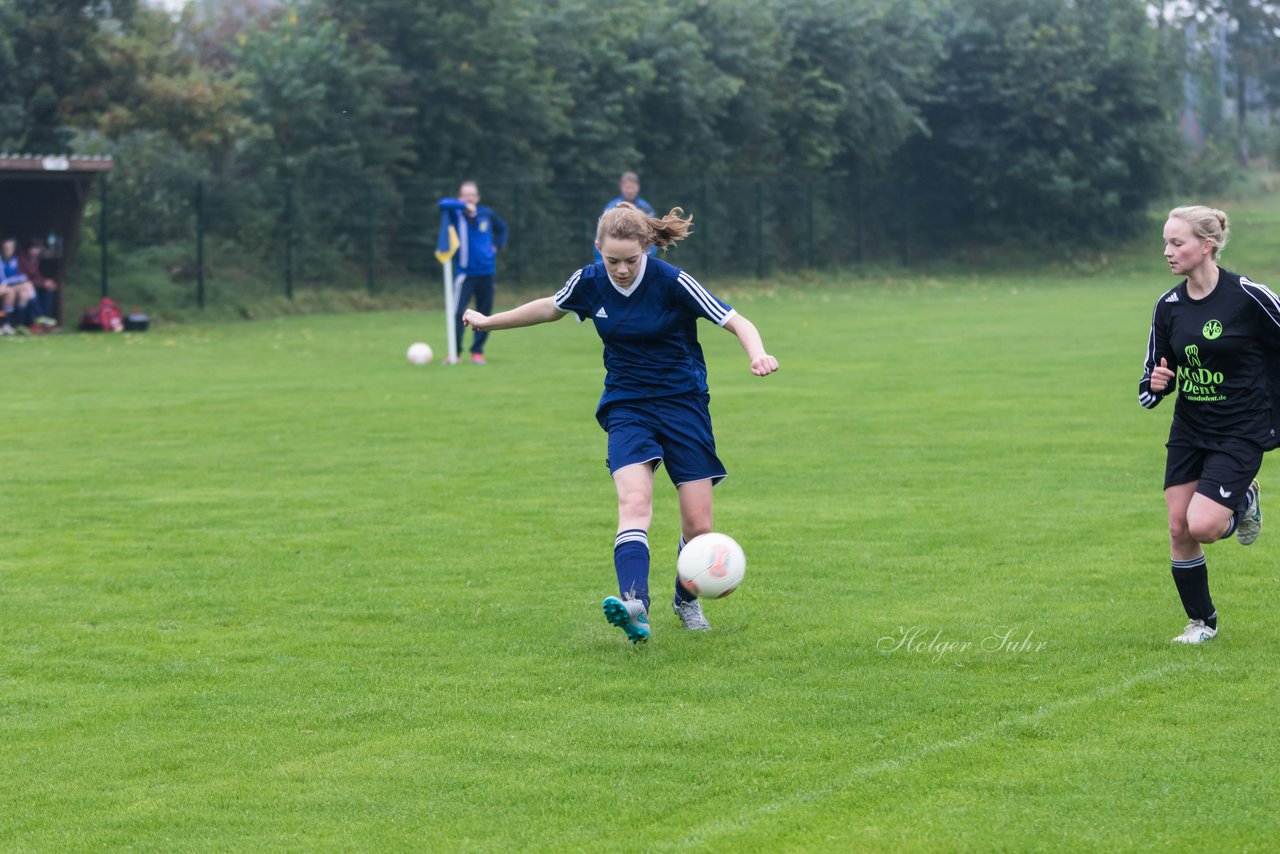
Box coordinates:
[603,463,654,643]
[672,479,714,631]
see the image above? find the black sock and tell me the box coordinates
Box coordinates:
[1171,556,1216,627]
[674,535,696,604]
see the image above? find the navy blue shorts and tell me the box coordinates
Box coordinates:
[601,395,727,486]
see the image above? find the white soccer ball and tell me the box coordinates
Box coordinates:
[677,533,746,599]
[406,342,434,365]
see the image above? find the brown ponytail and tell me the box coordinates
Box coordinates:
[596,202,693,251]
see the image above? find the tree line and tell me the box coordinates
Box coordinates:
[1,0,1277,277]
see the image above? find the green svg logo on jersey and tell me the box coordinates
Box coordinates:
[1203,319,1222,340]
[1179,343,1226,402]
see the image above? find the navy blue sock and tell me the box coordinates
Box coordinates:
[1224,513,1238,539]
[674,535,697,604]
[1171,555,1216,629]
[614,529,650,611]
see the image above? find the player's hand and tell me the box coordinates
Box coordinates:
[1150,357,1175,393]
[463,309,489,331]
[465,202,478,217]
[750,354,779,377]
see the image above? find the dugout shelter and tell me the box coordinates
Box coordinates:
[0,153,113,323]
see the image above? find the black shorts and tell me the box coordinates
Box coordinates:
[1165,423,1264,510]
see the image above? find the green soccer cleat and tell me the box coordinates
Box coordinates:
[603,596,650,644]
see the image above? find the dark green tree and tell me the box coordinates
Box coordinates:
[0,0,139,151]
[907,0,1176,243]
[1208,0,1280,164]
[327,0,568,181]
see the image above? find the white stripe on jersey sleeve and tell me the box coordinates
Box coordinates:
[1138,289,1175,409]
[1141,296,1163,369]
[1240,276,1280,332]
[456,211,469,270]
[553,268,584,307]
[677,272,732,325]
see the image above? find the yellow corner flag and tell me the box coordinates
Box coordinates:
[435,223,460,265]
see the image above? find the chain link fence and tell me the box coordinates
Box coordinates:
[77,171,924,315]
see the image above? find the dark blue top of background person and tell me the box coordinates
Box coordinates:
[439,197,508,276]
[595,173,658,263]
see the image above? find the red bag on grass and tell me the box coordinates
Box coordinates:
[80,297,124,332]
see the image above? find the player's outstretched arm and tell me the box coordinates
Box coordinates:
[724,314,779,377]
[464,297,567,333]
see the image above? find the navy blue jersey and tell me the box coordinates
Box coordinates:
[553,256,735,421]
[1139,269,1280,447]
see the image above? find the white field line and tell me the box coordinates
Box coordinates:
[664,661,1193,849]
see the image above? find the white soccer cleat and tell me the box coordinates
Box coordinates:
[1237,480,1262,545]
[672,598,711,631]
[1172,619,1218,644]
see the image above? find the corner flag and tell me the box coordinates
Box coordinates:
[435,220,460,264]
[436,214,461,363]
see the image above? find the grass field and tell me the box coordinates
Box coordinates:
[5,198,1280,850]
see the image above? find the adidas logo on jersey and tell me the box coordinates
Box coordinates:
[1165,292,1179,303]
[595,307,608,318]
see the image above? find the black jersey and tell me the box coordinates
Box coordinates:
[1139,269,1280,447]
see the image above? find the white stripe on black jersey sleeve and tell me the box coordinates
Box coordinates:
[1240,276,1280,336]
[676,272,735,326]
[1139,290,1176,409]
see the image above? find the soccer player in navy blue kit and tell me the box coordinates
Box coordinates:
[1139,205,1279,644]
[439,181,508,364]
[465,203,778,643]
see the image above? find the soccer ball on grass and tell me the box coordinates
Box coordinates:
[406,342,434,365]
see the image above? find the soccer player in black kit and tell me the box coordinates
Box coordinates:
[1139,205,1279,644]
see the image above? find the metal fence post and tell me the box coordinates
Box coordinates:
[899,181,911,267]
[366,181,376,293]
[755,179,765,279]
[99,173,109,297]
[513,182,523,284]
[284,178,295,300]
[699,179,709,275]
[806,179,815,271]
[195,180,205,309]
[851,170,864,264]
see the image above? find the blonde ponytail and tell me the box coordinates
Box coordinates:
[1169,205,1230,259]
